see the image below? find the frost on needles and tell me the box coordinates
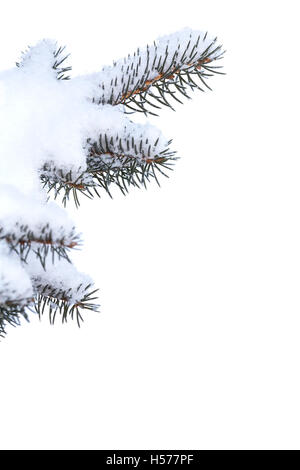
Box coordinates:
[0,28,224,336]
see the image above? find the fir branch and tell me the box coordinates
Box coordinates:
[0,286,99,336]
[118,56,220,115]
[32,282,99,327]
[0,223,80,267]
[0,29,224,337]
[40,134,177,205]
[87,137,176,195]
[88,29,224,115]
[0,273,99,335]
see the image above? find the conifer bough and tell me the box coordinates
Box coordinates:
[0,28,224,336]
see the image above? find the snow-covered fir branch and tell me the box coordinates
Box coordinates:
[40,119,176,204]
[27,257,99,326]
[0,244,99,335]
[0,28,224,336]
[74,28,224,114]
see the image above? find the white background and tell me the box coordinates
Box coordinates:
[0,0,299,450]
